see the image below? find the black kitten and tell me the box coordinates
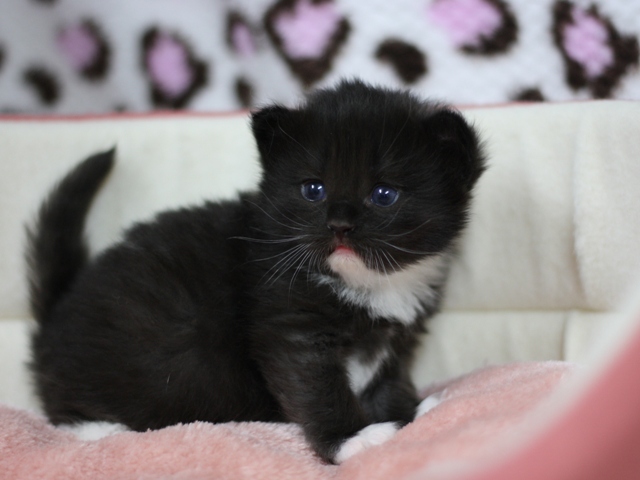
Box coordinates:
[27,80,485,464]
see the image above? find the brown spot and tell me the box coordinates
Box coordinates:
[78,20,111,81]
[23,67,61,106]
[235,77,254,108]
[513,88,545,102]
[376,39,427,84]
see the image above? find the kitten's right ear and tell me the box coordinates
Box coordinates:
[251,105,295,167]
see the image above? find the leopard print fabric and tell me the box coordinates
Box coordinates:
[0,0,638,114]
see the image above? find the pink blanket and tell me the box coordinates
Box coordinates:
[0,362,574,480]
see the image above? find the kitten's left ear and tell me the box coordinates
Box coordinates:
[251,105,297,169]
[422,108,486,192]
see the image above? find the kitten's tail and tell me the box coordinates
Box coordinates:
[26,148,116,324]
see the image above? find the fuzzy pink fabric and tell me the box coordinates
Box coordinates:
[0,362,575,480]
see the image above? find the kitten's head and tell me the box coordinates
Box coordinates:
[250,80,486,288]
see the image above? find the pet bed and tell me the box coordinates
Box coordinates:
[1,101,640,479]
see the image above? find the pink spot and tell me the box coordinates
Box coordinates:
[146,33,193,98]
[232,23,255,57]
[564,7,613,78]
[273,0,341,59]
[428,0,502,48]
[58,24,99,71]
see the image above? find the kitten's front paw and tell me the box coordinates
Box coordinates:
[59,421,128,441]
[334,422,398,464]
[415,391,443,419]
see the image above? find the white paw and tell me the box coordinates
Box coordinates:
[334,422,398,464]
[415,391,443,418]
[59,421,128,441]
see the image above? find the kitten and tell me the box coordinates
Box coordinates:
[27,80,485,464]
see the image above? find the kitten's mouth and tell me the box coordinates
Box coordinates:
[333,245,355,255]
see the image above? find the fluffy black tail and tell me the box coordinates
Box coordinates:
[26,148,116,323]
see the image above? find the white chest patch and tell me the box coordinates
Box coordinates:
[317,251,449,325]
[345,348,389,395]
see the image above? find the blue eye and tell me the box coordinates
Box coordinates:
[301,181,326,202]
[371,185,399,207]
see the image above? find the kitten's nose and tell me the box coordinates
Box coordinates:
[327,220,354,239]
[327,202,357,240]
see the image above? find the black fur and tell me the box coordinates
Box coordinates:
[27,80,485,463]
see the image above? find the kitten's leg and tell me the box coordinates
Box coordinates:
[359,361,420,426]
[260,357,370,462]
[333,363,420,463]
[253,323,392,464]
[327,365,421,463]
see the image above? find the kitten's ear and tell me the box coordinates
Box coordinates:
[251,105,296,168]
[422,108,486,192]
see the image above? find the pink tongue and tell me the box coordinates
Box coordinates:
[334,245,354,254]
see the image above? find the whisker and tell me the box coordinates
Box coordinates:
[379,250,393,288]
[247,245,308,264]
[306,249,325,285]
[373,249,388,288]
[374,239,436,256]
[246,201,306,232]
[385,218,432,238]
[247,227,293,238]
[380,249,400,276]
[373,202,405,231]
[289,248,314,296]
[230,235,311,244]
[260,193,313,229]
[363,246,373,277]
[261,244,308,285]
